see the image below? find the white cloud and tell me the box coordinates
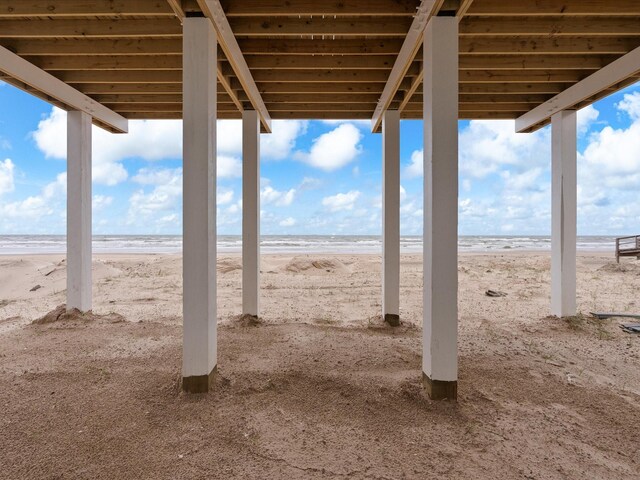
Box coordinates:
[404,150,423,178]
[577,105,599,135]
[93,194,113,211]
[218,155,242,178]
[217,188,234,205]
[322,190,361,212]
[0,172,65,221]
[0,158,15,195]
[261,120,307,159]
[127,168,181,221]
[459,120,550,179]
[261,185,296,206]
[296,123,363,171]
[279,217,296,227]
[32,108,183,186]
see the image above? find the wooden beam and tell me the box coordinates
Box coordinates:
[398,3,470,114]
[219,0,421,16]
[54,70,182,83]
[459,69,596,83]
[217,60,243,112]
[371,0,440,131]
[0,0,175,16]
[460,17,640,36]
[516,45,640,132]
[0,38,184,56]
[460,36,640,55]
[0,19,182,38]
[166,0,186,20]
[459,54,618,70]
[26,55,183,70]
[68,83,183,94]
[0,45,127,133]
[237,38,404,55]
[248,68,417,83]
[228,16,412,36]
[256,82,392,94]
[197,0,271,132]
[240,55,398,70]
[467,0,640,16]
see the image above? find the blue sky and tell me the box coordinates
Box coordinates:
[0,80,639,236]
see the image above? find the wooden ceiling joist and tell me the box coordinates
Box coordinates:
[0,45,127,133]
[371,0,440,132]
[0,0,639,125]
[0,19,182,38]
[218,0,421,17]
[0,0,175,17]
[228,17,413,37]
[516,44,640,132]
[197,0,271,131]
[466,0,640,16]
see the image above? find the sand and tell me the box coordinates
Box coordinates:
[0,252,639,479]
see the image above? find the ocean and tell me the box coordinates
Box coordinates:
[0,235,619,255]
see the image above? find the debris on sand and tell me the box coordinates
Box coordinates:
[231,313,262,327]
[597,262,640,274]
[32,305,126,325]
[217,259,242,274]
[620,323,640,334]
[284,257,348,274]
[30,285,42,292]
[485,289,507,297]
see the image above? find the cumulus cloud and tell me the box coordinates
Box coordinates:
[322,190,361,212]
[296,123,363,171]
[579,92,640,190]
[33,108,183,186]
[279,217,296,227]
[459,119,550,179]
[404,150,423,178]
[261,185,296,206]
[127,168,182,221]
[0,158,15,195]
[0,172,65,221]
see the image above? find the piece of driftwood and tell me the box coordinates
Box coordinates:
[485,290,507,297]
[620,323,640,334]
[590,312,640,320]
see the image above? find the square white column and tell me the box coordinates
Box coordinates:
[423,16,459,401]
[382,110,400,326]
[242,110,260,317]
[182,16,217,393]
[66,110,92,313]
[551,110,577,317]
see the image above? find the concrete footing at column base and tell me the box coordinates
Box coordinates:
[384,313,400,327]
[182,366,217,393]
[422,372,457,401]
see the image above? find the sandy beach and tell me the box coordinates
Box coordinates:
[1,252,639,479]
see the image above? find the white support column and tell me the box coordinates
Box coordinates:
[551,110,577,318]
[382,110,400,326]
[423,16,459,401]
[66,110,92,312]
[182,16,217,393]
[242,110,260,317]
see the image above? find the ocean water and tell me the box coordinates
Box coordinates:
[0,235,619,255]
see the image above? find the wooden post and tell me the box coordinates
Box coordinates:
[242,110,260,318]
[66,110,92,312]
[382,110,400,326]
[422,16,459,401]
[182,16,217,393]
[551,110,577,318]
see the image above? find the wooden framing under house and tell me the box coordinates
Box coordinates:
[0,0,638,399]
